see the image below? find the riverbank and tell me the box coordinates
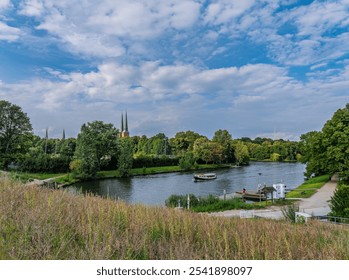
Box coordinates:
[285,174,331,199]
[6,163,232,186]
[211,174,337,219]
[1,176,348,260]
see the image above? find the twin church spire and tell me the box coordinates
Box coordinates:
[120,111,129,138]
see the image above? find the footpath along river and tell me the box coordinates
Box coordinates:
[68,162,305,206]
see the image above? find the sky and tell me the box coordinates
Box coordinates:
[0,0,349,140]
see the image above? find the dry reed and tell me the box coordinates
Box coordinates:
[1,177,349,260]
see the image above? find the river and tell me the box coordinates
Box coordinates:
[68,162,305,206]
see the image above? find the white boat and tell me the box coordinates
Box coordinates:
[193,173,217,182]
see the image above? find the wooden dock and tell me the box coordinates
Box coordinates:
[236,191,267,201]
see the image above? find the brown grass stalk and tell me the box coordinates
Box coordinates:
[1,177,349,260]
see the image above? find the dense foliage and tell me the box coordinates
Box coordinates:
[116,138,134,177]
[1,99,303,178]
[165,194,262,212]
[0,100,33,168]
[330,184,349,218]
[300,104,349,182]
[72,121,119,178]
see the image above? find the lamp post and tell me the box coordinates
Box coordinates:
[258,172,262,204]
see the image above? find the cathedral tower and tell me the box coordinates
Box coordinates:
[120,111,129,138]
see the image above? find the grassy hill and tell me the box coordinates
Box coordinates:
[1,176,348,260]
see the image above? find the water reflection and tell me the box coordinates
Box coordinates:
[68,162,305,206]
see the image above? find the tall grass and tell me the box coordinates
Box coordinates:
[165,194,264,212]
[1,176,349,260]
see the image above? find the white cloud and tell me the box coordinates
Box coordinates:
[0,21,21,41]
[1,57,347,139]
[199,1,349,67]
[10,0,349,67]
[18,0,44,16]
[204,0,255,25]
[1,1,349,138]
[267,1,349,66]
[0,0,10,9]
[291,1,349,37]
[18,0,201,58]
[1,60,335,138]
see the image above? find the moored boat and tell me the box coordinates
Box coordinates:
[236,191,267,201]
[193,173,217,182]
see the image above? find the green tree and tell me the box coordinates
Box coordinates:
[193,137,222,164]
[299,131,327,178]
[233,141,250,165]
[73,121,118,178]
[0,100,33,168]
[329,184,349,218]
[193,137,210,163]
[270,152,281,162]
[178,152,196,170]
[212,129,233,163]
[148,133,169,155]
[117,138,134,177]
[321,104,349,182]
[209,141,223,163]
[300,104,349,181]
[170,130,202,155]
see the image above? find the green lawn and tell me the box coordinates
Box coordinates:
[9,171,66,182]
[8,164,230,186]
[286,174,330,199]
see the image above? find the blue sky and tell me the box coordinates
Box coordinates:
[1,0,348,140]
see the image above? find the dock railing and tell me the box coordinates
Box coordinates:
[314,215,349,225]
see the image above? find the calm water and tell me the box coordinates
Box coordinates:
[68,162,305,206]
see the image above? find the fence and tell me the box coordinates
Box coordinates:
[314,215,349,225]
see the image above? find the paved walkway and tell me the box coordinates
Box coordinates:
[210,175,338,220]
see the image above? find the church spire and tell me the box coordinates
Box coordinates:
[121,113,124,132]
[125,111,128,132]
[120,110,129,138]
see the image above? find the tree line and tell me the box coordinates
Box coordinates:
[2,99,348,218]
[1,100,303,179]
[298,103,349,218]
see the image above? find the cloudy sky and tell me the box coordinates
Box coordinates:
[0,0,348,140]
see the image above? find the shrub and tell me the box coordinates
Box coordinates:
[165,194,199,208]
[282,203,299,223]
[178,152,197,170]
[165,194,262,212]
[132,155,179,168]
[329,184,349,218]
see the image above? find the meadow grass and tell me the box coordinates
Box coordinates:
[1,176,349,260]
[9,172,67,181]
[286,174,330,199]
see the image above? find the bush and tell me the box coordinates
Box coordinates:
[178,152,197,170]
[329,184,349,218]
[191,197,259,212]
[132,155,179,168]
[18,154,71,173]
[165,194,262,212]
[282,203,299,223]
[165,194,199,208]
